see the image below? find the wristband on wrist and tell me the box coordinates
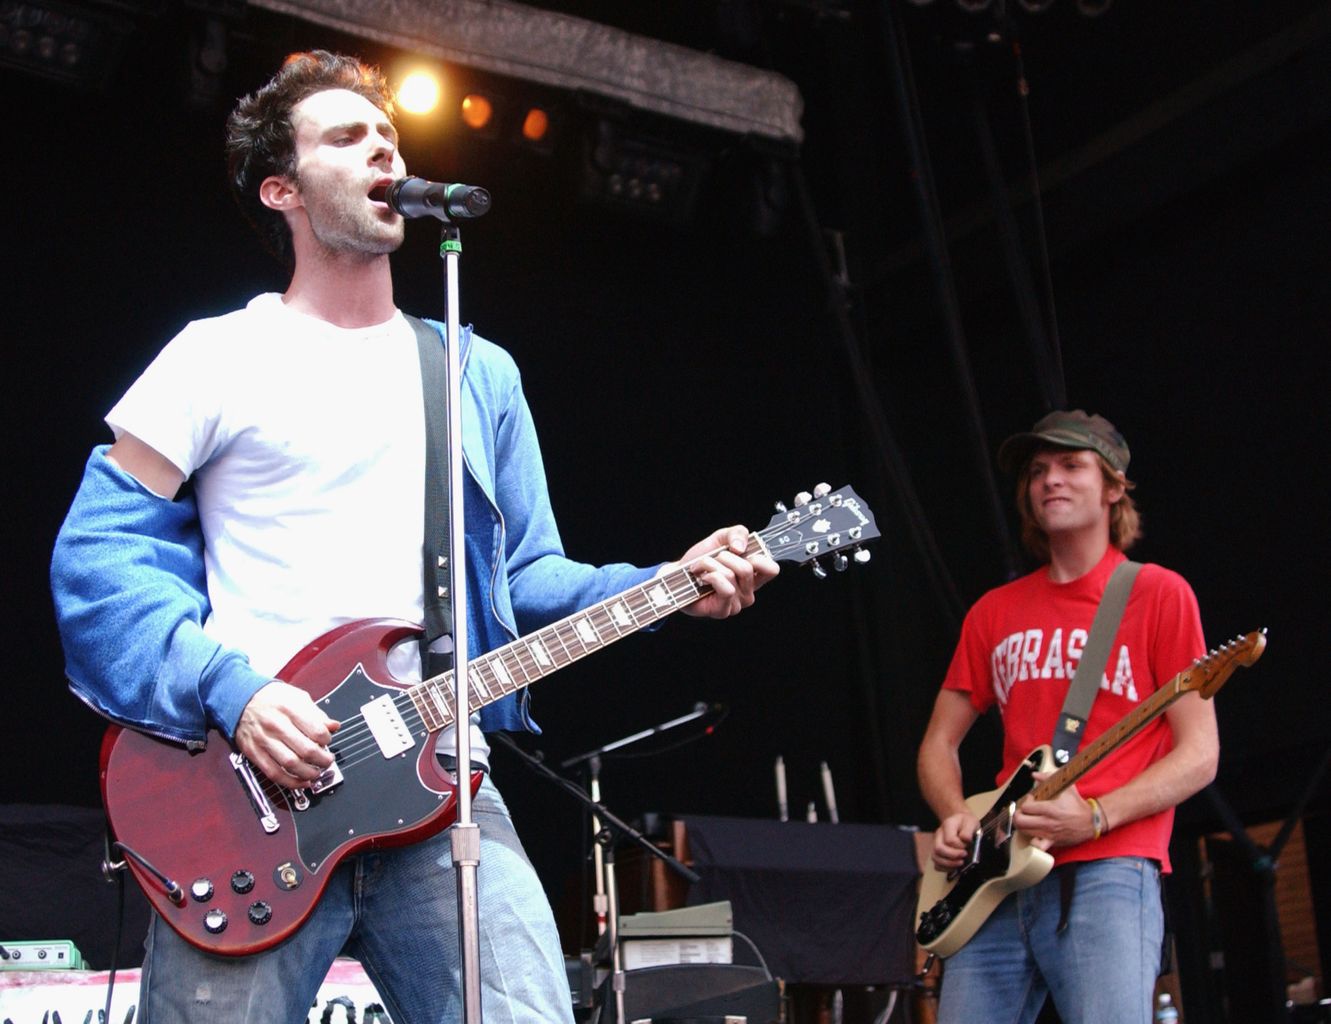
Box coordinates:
[1087,797,1105,840]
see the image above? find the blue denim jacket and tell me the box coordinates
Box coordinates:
[50,320,657,746]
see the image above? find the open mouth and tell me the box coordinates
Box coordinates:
[368,182,390,204]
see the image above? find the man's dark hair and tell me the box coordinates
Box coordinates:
[225,50,396,266]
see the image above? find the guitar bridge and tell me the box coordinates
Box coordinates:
[229,753,279,834]
[308,761,344,796]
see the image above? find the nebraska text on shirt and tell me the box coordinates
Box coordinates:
[990,628,1139,706]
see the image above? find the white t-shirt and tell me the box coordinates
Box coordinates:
[109,293,426,675]
[108,293,487,760]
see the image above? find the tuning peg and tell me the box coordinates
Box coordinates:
[853,547,871,565]
[810,559,827,579]
[773,500,788,513]
[833,552,849,572]
[813,482,831,498]
[793,490,813,507]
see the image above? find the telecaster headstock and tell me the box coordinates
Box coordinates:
[1189,629,1267,699]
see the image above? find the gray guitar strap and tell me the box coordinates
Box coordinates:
[1051,560,1142,764]
[407,315,453,679]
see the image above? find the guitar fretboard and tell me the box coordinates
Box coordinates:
[1031,633,1259,802]
[1031,672,1187,802]
[975,633,1259,838]
[405,536,764,731]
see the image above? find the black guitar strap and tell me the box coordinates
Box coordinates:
[408,315,453,679]
[1051,560,1142,764]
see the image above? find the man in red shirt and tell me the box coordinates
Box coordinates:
[917,410,1219,1024]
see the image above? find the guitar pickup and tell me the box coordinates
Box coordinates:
[362,693,416,759]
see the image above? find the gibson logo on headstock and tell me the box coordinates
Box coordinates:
[840,498,871,528]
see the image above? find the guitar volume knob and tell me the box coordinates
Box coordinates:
[248,901,273,926]
[203,908,228,934]
[190,878,215,902]
[231,870,256,894]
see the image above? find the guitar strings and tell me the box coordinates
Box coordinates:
[250,511,836,801]
[250,561,712,805]
[263,512,816,788]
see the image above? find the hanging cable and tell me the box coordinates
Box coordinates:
[790,162,966,628]
[1007,25,1067,406]
[970,58,1064,411]
[881,0,1022,580]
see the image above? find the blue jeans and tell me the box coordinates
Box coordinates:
[138,774,574,1024]
[937,857,1164,1024]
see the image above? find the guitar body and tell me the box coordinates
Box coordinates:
[100,618,483,957]
[915,747,1057,957]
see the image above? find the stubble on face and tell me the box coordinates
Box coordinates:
[295,165,404,259]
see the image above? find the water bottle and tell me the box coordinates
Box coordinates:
[1154,992,1179,1023]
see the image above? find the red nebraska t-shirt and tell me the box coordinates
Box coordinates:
[942,547,1204,870]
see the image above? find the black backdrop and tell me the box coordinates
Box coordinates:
[3,0,1328,1002]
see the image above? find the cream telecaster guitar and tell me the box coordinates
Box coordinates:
[916,630,1266,957]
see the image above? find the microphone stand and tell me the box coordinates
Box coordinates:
[560,706,720,1024]
[561,702,717,949]
[437,218,483,1024]
[560,703,718,768]
[490,730,701,1024]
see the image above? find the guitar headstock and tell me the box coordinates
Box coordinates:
[1184,629,1268,699]
[758,484,880,577]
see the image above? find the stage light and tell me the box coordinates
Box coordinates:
[579,118,707,223]
[397,69,442,115]
[0,1,130,88]
[513,102,563,155]
[521,107,549,144]
[460,92,495,131]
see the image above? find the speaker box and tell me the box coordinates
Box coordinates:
[591,963,779,1023]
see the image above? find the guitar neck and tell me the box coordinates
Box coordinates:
[405,535,764,731]
[1031,671,1188,801]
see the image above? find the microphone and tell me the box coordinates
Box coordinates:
[384,177,492,220]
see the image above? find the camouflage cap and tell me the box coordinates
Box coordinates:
[997,409,1130,475]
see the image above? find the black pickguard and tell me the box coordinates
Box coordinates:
[282,665,450,872]
[916,752,1042,945]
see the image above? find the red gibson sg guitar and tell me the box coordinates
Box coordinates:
[101,485,878,956]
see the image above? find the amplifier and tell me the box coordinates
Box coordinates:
[0,939,86,971]
[593,963,779,1024]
